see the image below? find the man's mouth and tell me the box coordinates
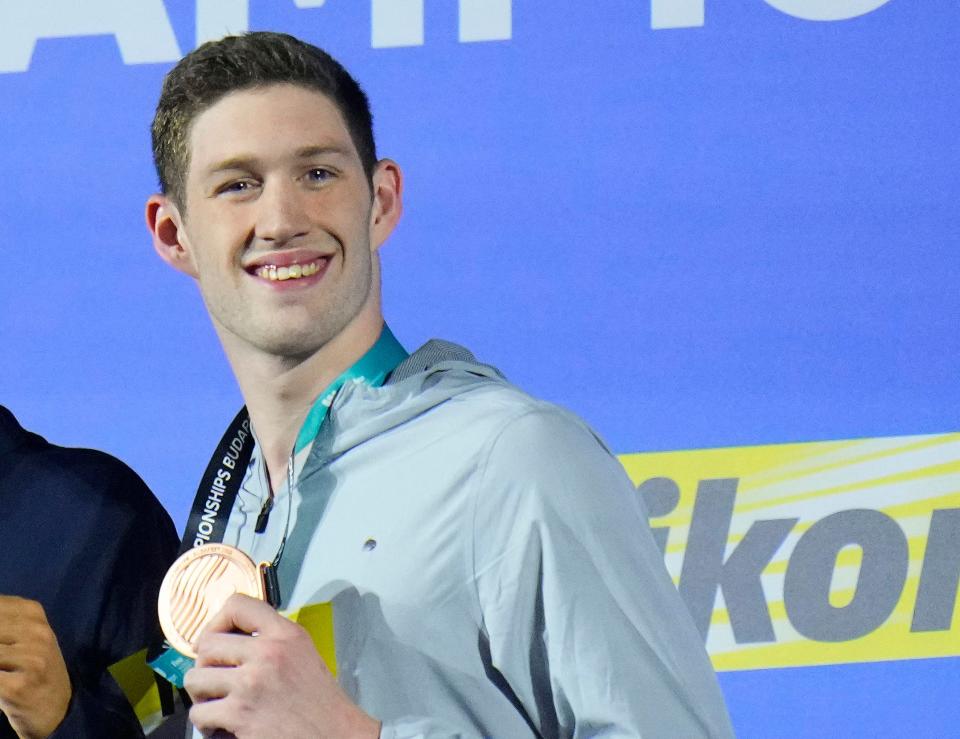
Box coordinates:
[252,258,325,282]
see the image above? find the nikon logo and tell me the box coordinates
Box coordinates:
[619,432,960,671]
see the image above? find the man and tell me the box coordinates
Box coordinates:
[146,31,733,737]
[0,405,178,737]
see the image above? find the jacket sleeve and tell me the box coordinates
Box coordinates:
[466,407,734,738]
[50,458,180,738]
[49,677,146,738]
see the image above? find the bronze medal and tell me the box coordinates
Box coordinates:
[158,543,267,659]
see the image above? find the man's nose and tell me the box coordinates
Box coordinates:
[254,180,310,245]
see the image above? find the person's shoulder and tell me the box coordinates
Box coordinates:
[394,341,613,453]
[463,379,608,452]
[65,447,165,510]
[34,443,179,555]
[468,384,644,554]
[9,427,165,519]
[42,441,144,483]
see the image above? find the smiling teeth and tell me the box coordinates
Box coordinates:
[256,261,321,281]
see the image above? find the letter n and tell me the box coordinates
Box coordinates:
[911,509,960,632]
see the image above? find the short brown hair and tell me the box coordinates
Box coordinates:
[151,31,377,209]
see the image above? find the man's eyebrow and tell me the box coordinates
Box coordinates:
[294,145,353,159]
[203,146,353,176]
[204,156,261,176]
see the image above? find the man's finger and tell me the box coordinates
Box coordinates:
[0,598,48,644]
[0,596,43,620]
[0,669,27,698]
[0,621,47,646]
[0,644,24,671]
[0,595,29,608]
[200,593,281,640]
[188,695,239,736]
[193,632,254,668]
[183,665,236,703]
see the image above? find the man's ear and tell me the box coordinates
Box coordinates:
[368,159,403,252]
[146,194,198,278]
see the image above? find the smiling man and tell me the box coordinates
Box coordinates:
[146,31,733,738]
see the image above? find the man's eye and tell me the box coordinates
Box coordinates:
[307,168,334,183]
[222,181,251,192]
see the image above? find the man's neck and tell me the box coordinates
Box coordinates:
[220,314,384,492]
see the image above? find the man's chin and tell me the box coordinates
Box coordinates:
[257,334,331,363]
[219,323,333,364]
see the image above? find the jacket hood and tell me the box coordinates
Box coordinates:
[310,339,505,465]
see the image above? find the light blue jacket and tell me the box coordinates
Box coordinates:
[210,341,734,738]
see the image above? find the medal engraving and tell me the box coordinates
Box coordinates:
[158,543,267,658]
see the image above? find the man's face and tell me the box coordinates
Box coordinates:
[155,83,397,360]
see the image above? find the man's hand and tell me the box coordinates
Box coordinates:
[185,594,379,739]
[0,596,71,739]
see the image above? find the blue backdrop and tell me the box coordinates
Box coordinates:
[0,1,956,735]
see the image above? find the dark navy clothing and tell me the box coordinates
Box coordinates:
[0,406,178,737]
